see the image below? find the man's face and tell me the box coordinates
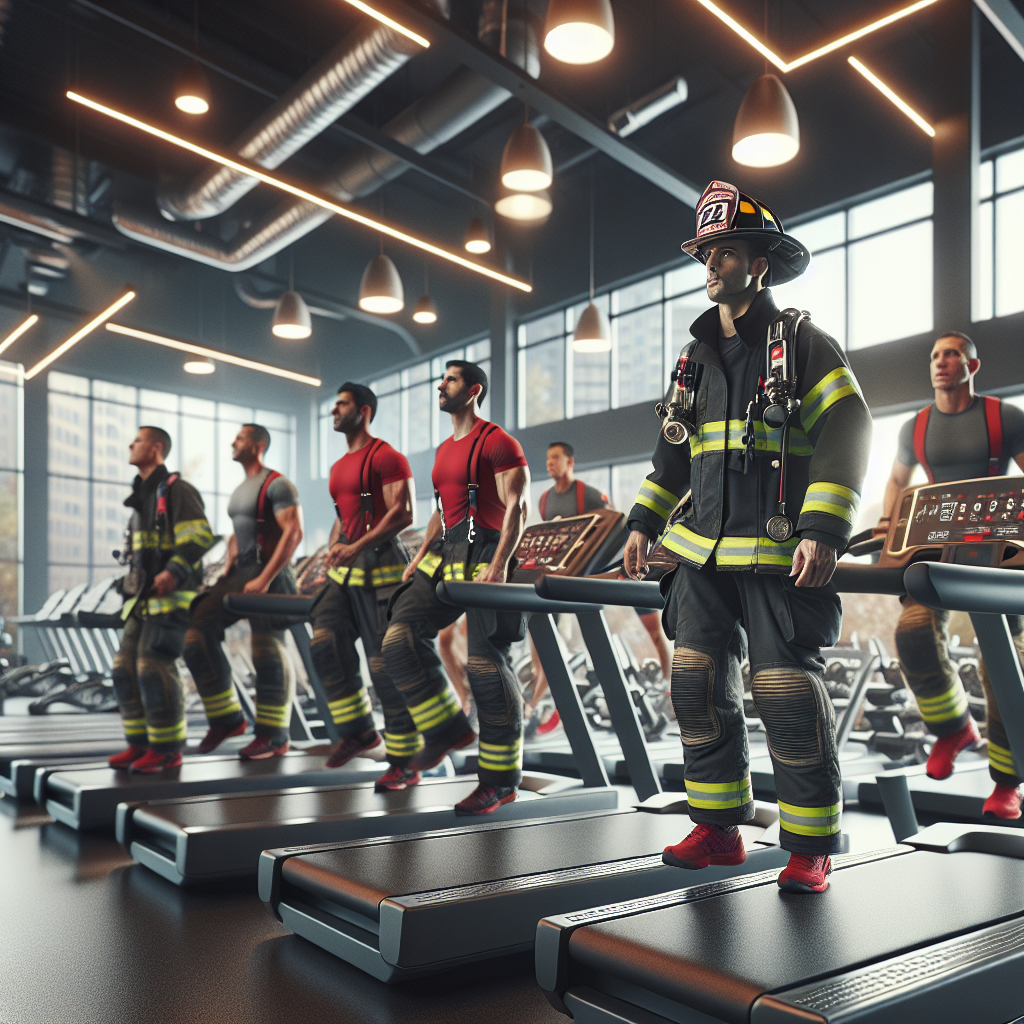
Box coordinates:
[332,391,364,433]
[438,366,474,412]
[231,427,259,463]
[128,429,160,467]
[702,241,765,304]
[930,336,977,391]
[546,446,572,479]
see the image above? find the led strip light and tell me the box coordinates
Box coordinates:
[106,324,322,386]
[67,91,531,294]
[0,314,39,357]
[338,0,430,47]
[848,57,935,136]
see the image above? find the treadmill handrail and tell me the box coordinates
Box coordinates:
[223,594,317,618]
[436,581,593,615]
[905,562,1024,614]
[535,576,664,609]
[832,563,906,595]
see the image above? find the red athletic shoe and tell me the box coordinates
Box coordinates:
[374,765,422,792]
[239,736,290,760]
[454,784,518,816]
[537,709,561,735]
[778,854,832,893]
[983,783,1023,820]
[926,718,981,780]
[326,729,382,768]
[662,823,746,869]
[129,749,183,774]
[109,745,147,770]
[197,719,247,755]
[408,723,476,772]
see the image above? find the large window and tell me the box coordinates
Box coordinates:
[47,371,296,592]
[977,146,1024,321]
[0,361,23,640]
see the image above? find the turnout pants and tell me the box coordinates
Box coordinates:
[183,563,296,743]
[112,608,188,752]
[665,562,843,855]
[310,578,419,765]
[382,566,524,787]
[896,597,1023,787]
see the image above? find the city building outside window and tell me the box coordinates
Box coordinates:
[0,361,23,645]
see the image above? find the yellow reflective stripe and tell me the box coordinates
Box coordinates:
[478,740,523,771]
[688,420,813,457]
[384,730,424,757]
[123,717,147,736]
[635,480,679,520]
[756,422,814,456]
[661,523,716,566]
[684,777,752,809]
[713,535,799,568]
[372,564,406,585]
[416,552,443,577]
[255,703,291,727]
[167,554,193,574]
[132,530,172,550]
[989,740,1018,775]
[327,566,352,585]
[147,721,187,742]
[173,519,214,547]
[800,367,861,431]
[916,688,969,723]
[778,799,842,836]
[328,691,372,724]
[330,564,407,587]
[144,590,196,616]
[408,689,461,732]
[801,482,860,525]
[200,688,242,716]
[442,562,488,582]
[121,596,138,621]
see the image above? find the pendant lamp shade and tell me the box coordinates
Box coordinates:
[359,253,404,314]
[183,358,215,374]
[413,294,438,324]
[272,290,312,338]
[175,61,211,115]
[500,123,553,192]
[544,0,614,64]
[572,302,611,353]
[464,217,492,254]
[494,189,552,224]
[732,74,800,168]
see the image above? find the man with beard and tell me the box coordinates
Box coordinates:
[385,360,530,814]
[309,382,420,789]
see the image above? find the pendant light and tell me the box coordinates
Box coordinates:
[732,74,799,167]
[573,168,610,353]
[272,255,312,338]
[500,114,553,192]
[464,217,492,254]
[359,247,404,314]
[413,260,438,324]
[183,358,215,374]
[175,2,210,114]
[543,0,614,65]
[494,189,552,224]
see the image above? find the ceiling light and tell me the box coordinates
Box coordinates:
[544,0,615,64]
[106,324,321,386]
[272,290,312,339]
[573,303,611,353]
[494,189,552,224]
[413,294,438,324]
[464,218,492,254]
[0,314,39,357]
[174,62,210,115]
[67,92,532,294]
[25,290,136,380]
[848,57,935,137]
[732,74,799,167]
[337,0,430,48]
[500,123,553,193]
[359,254,404,314]
[183,359,215,374]
[609,77,688,137]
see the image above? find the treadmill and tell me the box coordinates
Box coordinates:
[259,577,785,983]
[535,559,1024,1024]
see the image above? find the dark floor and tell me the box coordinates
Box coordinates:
[0,788,899,1024]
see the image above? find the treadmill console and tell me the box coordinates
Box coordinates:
[511,509,626,584]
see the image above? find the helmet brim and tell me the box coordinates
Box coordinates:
[680,228,809,286]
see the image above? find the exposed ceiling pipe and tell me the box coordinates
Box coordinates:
[233,274,421,355]
[157,3,450,221]
[112,4,540,273]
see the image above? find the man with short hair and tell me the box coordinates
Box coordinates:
[538,442,608,520]
[184,424,305,759]
[877,331,1024,819]
[310,382,421,790]
[386,360,531,815]
[109,426,214,773]
[625,181,871,893]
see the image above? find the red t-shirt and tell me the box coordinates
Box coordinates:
[329,440,412,541]
[432,420,528,532]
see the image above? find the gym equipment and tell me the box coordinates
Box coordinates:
[510,509,626,584]
[259,577,787,983]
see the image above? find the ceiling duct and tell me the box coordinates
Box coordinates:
[157,5,450,222]
[112,4,540,273]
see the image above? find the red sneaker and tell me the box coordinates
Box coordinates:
[374,765,422,792]
[537,709,561,736]
[662,823,746,869]
[983,783,1023,820]
[197,719,247,755]
[778,854,832,893]
[239,736,290,760]
[926,718,981,780]
[326,729,382,769]
[408,723,476,772]
[129,749,183,774]
[454,784,518,816]
[109,745,147,770]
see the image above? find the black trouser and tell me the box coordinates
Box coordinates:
[310,578,419,765]
[382,567,524,787]
[111,607,188,752]
[183,563,295,743]
[665,562,843,854]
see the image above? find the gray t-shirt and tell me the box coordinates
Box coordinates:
[541,482,608,520]
[228,468,300,562]
[896,398,1024,483]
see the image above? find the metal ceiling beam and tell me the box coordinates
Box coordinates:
[368,0,702,208]
[974,0,1024,63]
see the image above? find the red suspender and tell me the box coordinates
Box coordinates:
[984,396,1003,476]
[576,479,585,515]
[539,489,548,521]
[256,470,282,565]
[913,406,934,484]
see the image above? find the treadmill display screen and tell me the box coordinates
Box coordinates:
[903,479,1024,548]
[514,514,600,573]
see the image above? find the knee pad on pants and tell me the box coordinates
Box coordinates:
[382,622,422,692]
[183,626,220,687]
[671,646,720,746]
[137,659,172,714]
[751,667,829,767]
[467,655,515,728]
[251,633,293,689]
[111,665,135,707]
[894,604,946,679]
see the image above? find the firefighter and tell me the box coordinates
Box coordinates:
[624,181,871,893]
